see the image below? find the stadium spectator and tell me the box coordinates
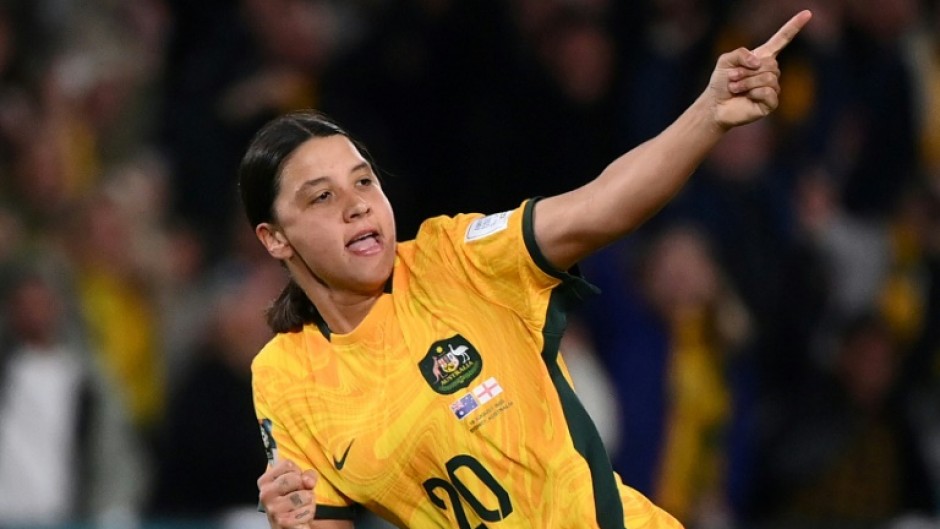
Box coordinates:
[0,266,148,526]
[751,313,935,528]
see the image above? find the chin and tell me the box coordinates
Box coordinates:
[361,262,395,292]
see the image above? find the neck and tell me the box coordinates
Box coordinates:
[290,268,385,334]
[312,291,382,334]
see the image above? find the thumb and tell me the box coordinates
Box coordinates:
[301,469,318,490]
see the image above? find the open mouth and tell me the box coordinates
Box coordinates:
[346,230,381,253]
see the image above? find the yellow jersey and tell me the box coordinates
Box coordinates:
[252,199,682,528]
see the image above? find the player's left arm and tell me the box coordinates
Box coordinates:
[533,10,812,271]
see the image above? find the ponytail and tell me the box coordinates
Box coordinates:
[266,279,319,333]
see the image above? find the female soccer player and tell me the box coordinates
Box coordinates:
[243,10,812,529]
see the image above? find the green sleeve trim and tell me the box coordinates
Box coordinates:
[257,502,359,521]
[521,197,567,280]
[314,504,359,520]
[521,197,600,329]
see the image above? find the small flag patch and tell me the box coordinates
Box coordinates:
[472,377,503,404]
[450,393,479,420]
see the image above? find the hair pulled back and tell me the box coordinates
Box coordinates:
[237,110,357,334]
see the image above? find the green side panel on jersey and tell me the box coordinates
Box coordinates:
[522,198,626,529]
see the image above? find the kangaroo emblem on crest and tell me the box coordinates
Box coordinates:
[419,335,483,394]
[430,344,473,382]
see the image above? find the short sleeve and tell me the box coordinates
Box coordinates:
[252,362,357,519]
[412,198,598,325]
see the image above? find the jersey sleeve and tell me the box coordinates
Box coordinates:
[252,359,357,520]
[414,198,598,326]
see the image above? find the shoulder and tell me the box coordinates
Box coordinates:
[251,327,316,379]
[395,212,480,265]
[408,205,528,252]
[255,330,304,360]
[414,212,484,243]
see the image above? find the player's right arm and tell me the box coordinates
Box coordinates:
[258,460,354,529]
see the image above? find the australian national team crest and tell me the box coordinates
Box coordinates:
[418,334,483,394]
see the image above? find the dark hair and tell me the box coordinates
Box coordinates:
[238,110,351,228]
[237,110,358,334]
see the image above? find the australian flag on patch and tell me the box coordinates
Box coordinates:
[450,393,479,420]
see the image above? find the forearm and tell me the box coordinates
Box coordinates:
[587,93,724,238]
[536,93,724,268]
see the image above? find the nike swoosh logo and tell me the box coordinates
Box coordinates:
[333,439,354,470]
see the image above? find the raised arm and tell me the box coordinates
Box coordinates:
[533,10,812,271]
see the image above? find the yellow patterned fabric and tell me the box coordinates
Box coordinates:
[252,199,682,528]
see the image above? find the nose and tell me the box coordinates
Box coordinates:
[344,196,370,222]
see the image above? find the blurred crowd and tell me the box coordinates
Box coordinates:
[0,0,938,528]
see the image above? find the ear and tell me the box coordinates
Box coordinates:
[256,223,294,260]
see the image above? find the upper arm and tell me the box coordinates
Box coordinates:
[531,188,602,271]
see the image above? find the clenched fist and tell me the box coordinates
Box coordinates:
[258,460,319,529]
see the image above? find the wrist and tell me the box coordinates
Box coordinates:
[680,93,730,146]
[693,91,733,134]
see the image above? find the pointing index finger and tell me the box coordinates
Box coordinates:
[753,9,813,58]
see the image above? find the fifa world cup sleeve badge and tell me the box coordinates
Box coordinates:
[259,418,279,465]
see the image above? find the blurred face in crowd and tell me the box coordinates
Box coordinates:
[259,135,396,298]
[9,277,61,347]
[242,0,337,70]
[214,263,282,372]
[644,227,719,318]
[544,20,615,104]
[706,119,773,182]
[838,324,898,412]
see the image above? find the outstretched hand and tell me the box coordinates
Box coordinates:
[707,9,812,129]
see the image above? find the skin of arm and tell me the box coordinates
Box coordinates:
[535,10,812,271]
[259,460,355,529]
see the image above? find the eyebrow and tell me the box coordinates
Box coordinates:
[348,161,372,175]
[295,177,330,196]
[295,162,372,194]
